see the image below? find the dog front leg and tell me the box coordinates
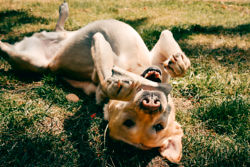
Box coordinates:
[151,30,190,79]
[91,33,172,102]
[91,33,139,102]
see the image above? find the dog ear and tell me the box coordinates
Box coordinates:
[159,122,183,163]
[157,83,172,96]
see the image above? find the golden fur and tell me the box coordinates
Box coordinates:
[0,2,190,163]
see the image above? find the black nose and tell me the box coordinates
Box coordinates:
[141,95,161,111]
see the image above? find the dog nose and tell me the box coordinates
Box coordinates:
[141,96,161,111]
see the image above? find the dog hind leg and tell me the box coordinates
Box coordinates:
[55,2,69,32]
[0,3,70,73]
[0,41,49,72]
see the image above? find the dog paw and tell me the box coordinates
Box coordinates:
[105,77,138,100]
[163,53,190,77]
[59,2,69,17]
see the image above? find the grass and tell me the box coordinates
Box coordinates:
[0,0,249,166]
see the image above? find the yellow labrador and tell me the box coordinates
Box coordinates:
[0,2,190,163]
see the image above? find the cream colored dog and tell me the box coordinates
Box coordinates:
[0,2,190,163]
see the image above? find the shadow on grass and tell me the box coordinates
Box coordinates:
[63,96,104,166]
[117,17,148,30]
[0,9,49,36]
[180,43,249,73]
[0,131,78,166]
[0,9,51,44]
[0,68,43,83]
[140,23,250,49]
[171,23,250,40]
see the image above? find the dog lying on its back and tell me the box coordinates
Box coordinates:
[0,2,190,163]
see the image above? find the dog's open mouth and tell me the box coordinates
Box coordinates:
[141,67,162,83]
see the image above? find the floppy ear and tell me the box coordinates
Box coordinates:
[157,83,172,96]
[159,122,183,163]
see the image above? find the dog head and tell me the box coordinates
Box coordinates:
[104,67,183,163]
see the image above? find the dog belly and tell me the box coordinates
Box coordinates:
[49,49,94,81]
[49,20,151,79]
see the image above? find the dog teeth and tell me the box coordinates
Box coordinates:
[145,71,161,79]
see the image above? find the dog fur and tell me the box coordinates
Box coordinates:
[0,2,190,163]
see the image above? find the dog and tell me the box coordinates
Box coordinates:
[0,2,190,163]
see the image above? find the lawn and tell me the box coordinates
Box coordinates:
[0,0,249,166]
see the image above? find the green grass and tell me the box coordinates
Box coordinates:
[0,0,249,166]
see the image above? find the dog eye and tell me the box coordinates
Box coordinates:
[153,123,164,132]
[123,119,135,128]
